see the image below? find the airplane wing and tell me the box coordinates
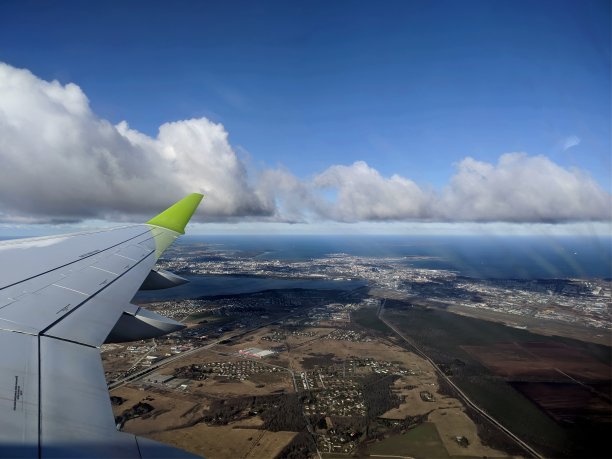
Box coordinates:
[0,194,204,458]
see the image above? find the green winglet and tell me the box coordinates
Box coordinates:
[147,193,204,234]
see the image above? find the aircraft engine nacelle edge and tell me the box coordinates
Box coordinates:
[139,268,189,290]
[104,306,186,343]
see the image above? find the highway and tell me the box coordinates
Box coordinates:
[108,312,300,390]
[108,339,219,390]
[377,303,545,459]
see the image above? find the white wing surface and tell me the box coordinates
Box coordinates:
[0,194,204,458]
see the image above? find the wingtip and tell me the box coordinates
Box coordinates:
[146,193,204,234]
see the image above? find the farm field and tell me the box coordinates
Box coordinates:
[510,381,612,424]
[150,423,297,459]
[462,341,612,380]
[384,305,612,458]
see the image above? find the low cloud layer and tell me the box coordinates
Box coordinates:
[0,62,610,225]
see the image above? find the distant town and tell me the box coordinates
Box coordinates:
[159,243,611,334]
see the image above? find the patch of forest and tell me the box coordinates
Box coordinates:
[115,402,154,429]
[203,393,306,432]
[362,374,401,421]
[274,430,318,459]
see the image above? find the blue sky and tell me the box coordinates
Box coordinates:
[0,0,610,234]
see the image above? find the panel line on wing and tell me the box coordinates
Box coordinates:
[44,334,98,349]
[0,317,39,335]
[115,253,138,262]
[39,250,155,336]
[89,265,119,276]
[0,228,151,293]
[51,283,89,296]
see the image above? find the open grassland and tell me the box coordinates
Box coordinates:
[112,384,298,458]
[368,422,449,458]
[429,408,510,458]
[382,375,461,418]
[150,423,297,459]
[189,372,292,398]
[111,385,208,435]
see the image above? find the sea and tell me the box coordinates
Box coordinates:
[134,235,611,302]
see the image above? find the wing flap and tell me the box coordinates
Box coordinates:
[135,436,201,458]
[39,337,141,459]
[43,253,154,347]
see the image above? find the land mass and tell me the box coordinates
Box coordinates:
[102,243,611,458]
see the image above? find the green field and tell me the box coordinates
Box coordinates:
[183,311,234,325]
[352,306,390,334]
[368,422,449,458]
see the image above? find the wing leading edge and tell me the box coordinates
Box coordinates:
[0,194,203,458]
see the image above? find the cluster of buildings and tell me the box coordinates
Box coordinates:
[261,329,317,342]
[325,329,370,342]
[159,245,610,334]
[305,303,361,326]
[174,359,281,381]
[451,278,611,330]
[317,429,359,454]
[238,347,276,359]
[303,379,366,417]
[142,371,191,390]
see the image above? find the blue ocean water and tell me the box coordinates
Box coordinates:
[181,235,612,280]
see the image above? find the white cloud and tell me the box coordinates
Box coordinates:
[0,62,609,226]
[276,155,609,223]
[438,153,611,222]
[310,161,432,221]
[0,62,273,222]
[561,135,581,151]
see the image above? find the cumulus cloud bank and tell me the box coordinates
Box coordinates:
[311,161,431,221]
[438,154,611,222]
[0,62,610,225]
[0,62,273,222]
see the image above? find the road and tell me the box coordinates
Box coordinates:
[108,339,219,390]
[107,308,326,458]
[377,304,545,459]
[108,312,299,390]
